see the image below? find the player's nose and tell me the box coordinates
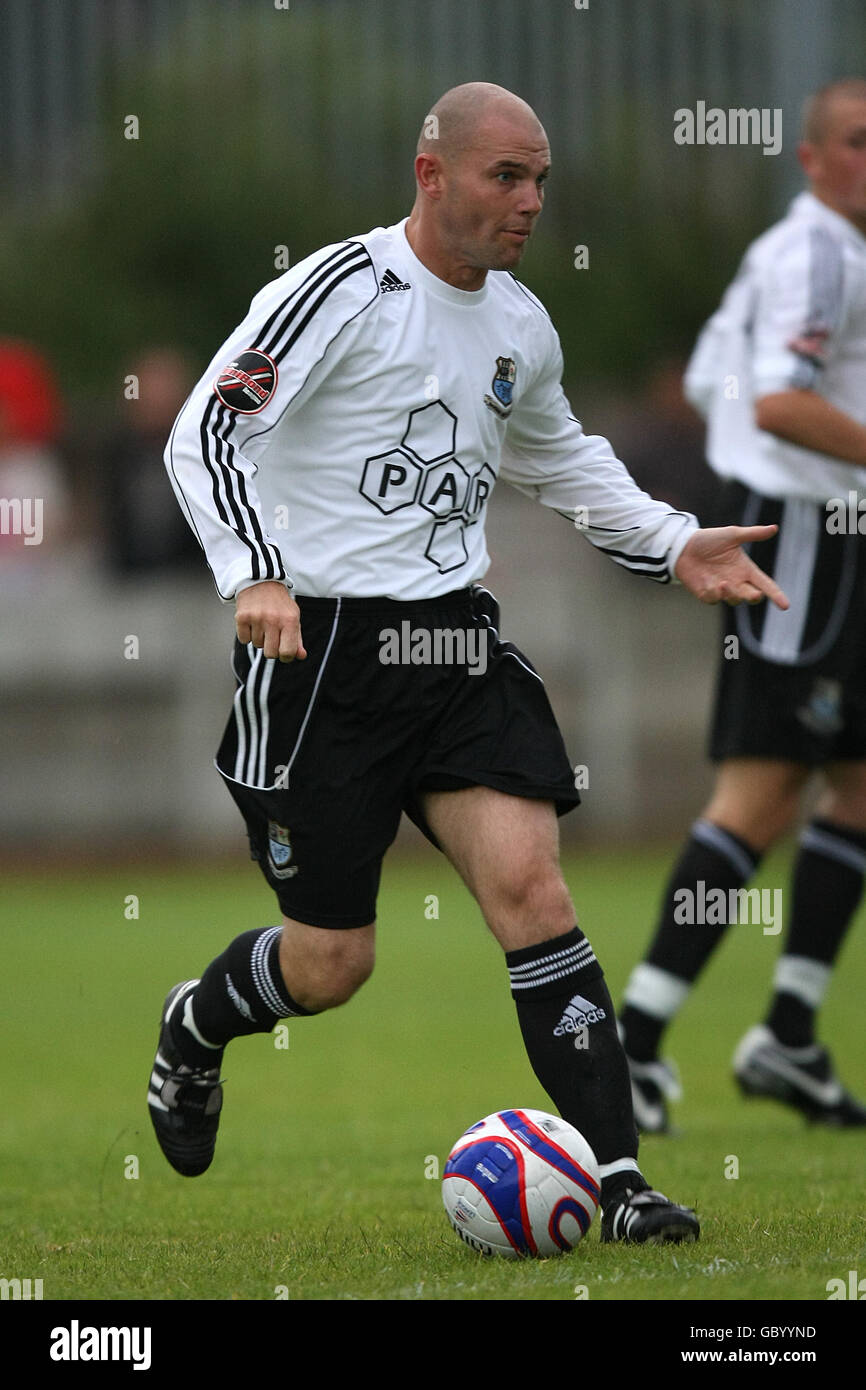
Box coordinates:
[517,185,543,217]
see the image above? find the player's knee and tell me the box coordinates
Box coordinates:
[278,921,375,1012]
[306,962,372,1011]
[484,862,574,938]
[325,942,375,1006]
[818,791,866,830]
[704,767,806,851]
[713,803,796,852]
[819,764,866,828]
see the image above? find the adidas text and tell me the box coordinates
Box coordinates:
[554,995,606,1036]
[225,972,255,1021]
[380,268,411,292]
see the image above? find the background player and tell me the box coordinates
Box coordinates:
[619,78,866,1132]
[150,82,786,1242]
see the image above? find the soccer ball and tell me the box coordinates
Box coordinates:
[442,1108,600,1258]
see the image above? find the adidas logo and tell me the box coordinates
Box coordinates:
[553,994,606,1036]
[225,972,255,1022]
[379,267,411,293]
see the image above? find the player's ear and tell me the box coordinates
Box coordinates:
[415,152,445,199]
[797,140,819,180]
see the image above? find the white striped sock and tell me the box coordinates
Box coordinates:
[507,936,596,993]
[773,954,831,1010]
[598,1157,644,1181]
[250,925,297,1018]
[622,962,690,1021]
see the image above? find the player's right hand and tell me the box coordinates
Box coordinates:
[235,580,307,663]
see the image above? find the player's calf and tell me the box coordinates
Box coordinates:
[506,929,639,1186]
[174,926,320,1072]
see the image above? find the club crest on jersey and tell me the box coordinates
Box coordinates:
[267,820,298,879]
[214,349,278,414]
[484,356,516,418]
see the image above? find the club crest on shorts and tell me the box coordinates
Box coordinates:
[484,356,516,418]
[267,820,298,879]
[797,677,844,736]
[214,349,277,414]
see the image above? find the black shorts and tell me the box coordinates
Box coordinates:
[216,585,580,927]
[710,482,866,764]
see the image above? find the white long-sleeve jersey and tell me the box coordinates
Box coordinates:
[165,217,698,601]
[684,191,866,502]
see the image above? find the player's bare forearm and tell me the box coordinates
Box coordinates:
[755,390,866,468]
[235,581,307,662]
[674,524,789,610]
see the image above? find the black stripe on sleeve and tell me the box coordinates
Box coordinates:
[788,225,844,390]
[610,560,672,581]
[199,394,232,531]
[263,243,372,360]
[200,398,285,583]
[592,543,670,571]
[257,241,360,343]
[272,257,374,365]
[189,242,375,589]
[222,425,285,582]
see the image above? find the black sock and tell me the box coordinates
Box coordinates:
[506,926,646,1208]
[620,819,761,1061]
[766,819,866,1046]
[173,926,313,1067]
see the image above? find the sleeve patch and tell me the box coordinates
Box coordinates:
[786,324,830,369]
[214,349,278,413]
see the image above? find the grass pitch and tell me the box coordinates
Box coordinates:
[1,844,864,1304]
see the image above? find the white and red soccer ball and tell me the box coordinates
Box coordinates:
[442,1109,600,1258]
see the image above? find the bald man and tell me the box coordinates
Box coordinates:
[153,82,785,1244]
[619,78,866,1134]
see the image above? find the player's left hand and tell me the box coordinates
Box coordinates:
[674,524,789,610]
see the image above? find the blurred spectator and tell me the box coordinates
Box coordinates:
[614,356,727,526]
[0,340,72,578]
[102,347,203,575]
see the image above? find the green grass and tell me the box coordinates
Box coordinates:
[1,845,864,1302]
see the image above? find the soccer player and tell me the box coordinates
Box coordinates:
[151,82,786,1243]
[619,78,866,1133]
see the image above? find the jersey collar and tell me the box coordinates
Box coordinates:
[398,218,490,306]
[793,190,866,250]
